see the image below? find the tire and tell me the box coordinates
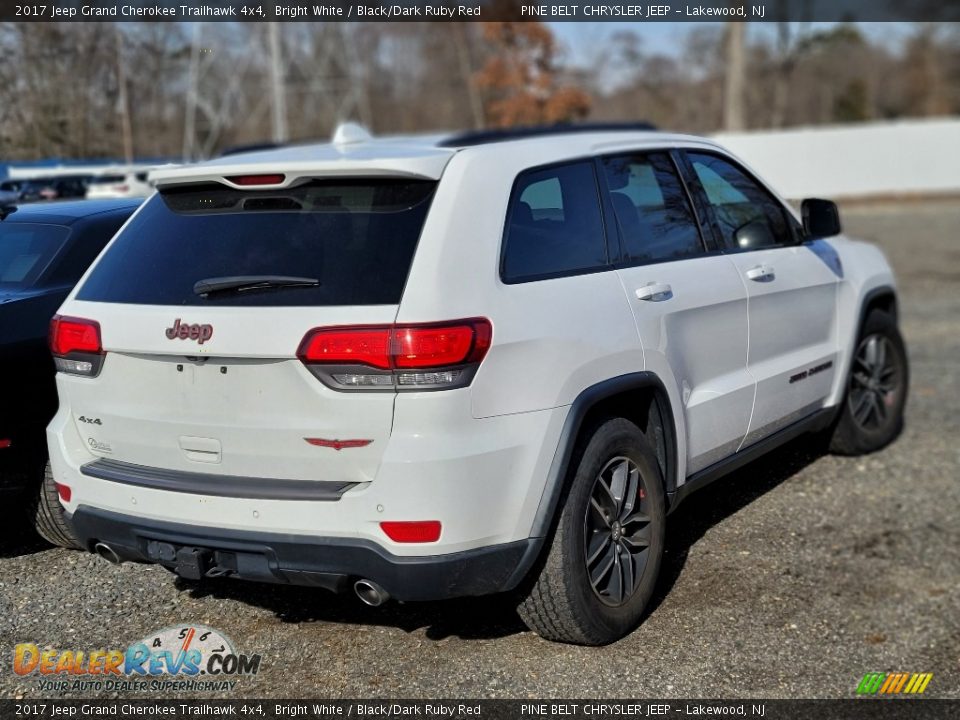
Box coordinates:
[30,462,83,549]
[829,309,909,456]
[517,417,666,645]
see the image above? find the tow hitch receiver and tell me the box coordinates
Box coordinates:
[175,546,213,580]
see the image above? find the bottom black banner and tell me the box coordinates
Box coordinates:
[3,700,958,720]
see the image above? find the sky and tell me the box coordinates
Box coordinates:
[550,22,918,67]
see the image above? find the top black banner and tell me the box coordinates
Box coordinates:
[3,0,960,23]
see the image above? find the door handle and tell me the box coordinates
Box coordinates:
[635,282,673,302]
[746,265,775,282]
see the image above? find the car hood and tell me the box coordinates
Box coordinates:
[0,286,58,303]
[0,285,70,348]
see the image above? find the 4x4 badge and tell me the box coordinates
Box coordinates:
[165,319,213,345]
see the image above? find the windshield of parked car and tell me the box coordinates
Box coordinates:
[89,175,126,185]
[19,180,51,191]
[0,223,70,289]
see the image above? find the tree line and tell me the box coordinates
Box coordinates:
[0,20,956,161]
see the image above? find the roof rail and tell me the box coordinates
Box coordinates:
[438,122,659,148]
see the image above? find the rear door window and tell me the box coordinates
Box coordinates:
[501,161,607,283]
[0,223,70,289]
[600,152,705,264]
[76,179,436,306]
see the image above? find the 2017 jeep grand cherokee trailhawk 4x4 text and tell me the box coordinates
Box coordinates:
[48,124,907,645]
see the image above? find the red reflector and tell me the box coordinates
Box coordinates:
[49,315,102,356]
[0,439,11,449]
[225,174,285,186]
[305,438,373,451]
[299,327,392,369]
[298,318,492,370]
[380,521,442,543]
[55,483,72,503]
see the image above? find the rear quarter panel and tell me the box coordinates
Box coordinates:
[396,146,645,420]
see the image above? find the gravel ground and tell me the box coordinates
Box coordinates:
[1,201,958,700]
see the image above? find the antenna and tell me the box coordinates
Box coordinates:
[332,122,372,146]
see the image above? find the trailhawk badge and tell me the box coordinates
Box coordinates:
[165,318,213,344]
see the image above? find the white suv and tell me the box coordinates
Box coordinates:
[85,171,153,200]
[47,124,908,645]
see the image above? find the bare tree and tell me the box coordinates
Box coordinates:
[453,23,485,129]
[903,24,951,116]
[723,23,746,131]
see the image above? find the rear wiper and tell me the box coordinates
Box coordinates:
[193,275,320,296]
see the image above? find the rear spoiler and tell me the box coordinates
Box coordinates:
[150,152,455,189]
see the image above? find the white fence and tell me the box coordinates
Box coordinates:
[713,118,960,200]
[5,164,157,180]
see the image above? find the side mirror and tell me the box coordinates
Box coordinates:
[801,198,841,239]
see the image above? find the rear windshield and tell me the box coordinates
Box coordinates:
[90,175,126,184]
[0,223,70,289]
[76,179,436,307]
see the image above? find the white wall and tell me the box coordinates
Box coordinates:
[6,164,157,180]
[713,118,960,200]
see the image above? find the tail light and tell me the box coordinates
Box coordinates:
[49,315,104,377]
[298,318,492,391]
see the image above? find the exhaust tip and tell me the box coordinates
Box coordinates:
[354,579,389,607]
[94,542,123,565]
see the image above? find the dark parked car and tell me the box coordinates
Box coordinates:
[0,180,22,206]
[0,198,140,545]
[17,176,91,203]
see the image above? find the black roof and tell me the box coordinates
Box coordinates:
[438,122,659,148]
[0,198,142,225]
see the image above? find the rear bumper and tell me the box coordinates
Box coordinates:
[48,390,567,555]
[68,505,542,601]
